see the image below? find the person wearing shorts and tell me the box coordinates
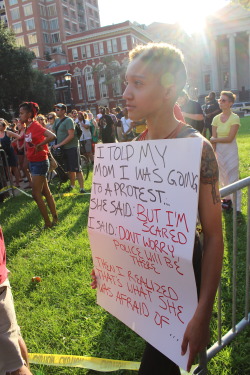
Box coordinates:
[52,103,86,193]
[19,102,58,229]
[0,226,33,375]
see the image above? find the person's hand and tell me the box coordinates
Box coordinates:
[209,137,216,143]
[52,144,59,149]
[181,315,210,372]
[90,269,97,289]
[35,144,43,153]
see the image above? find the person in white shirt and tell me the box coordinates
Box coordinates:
[78,112,93,163]
[121,107,134,141]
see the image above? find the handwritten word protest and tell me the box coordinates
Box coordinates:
[88,138,203,370]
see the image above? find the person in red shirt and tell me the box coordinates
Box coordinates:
[0,226,33,374]
[19,102,58,229]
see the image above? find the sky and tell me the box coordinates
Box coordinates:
[98,0,231,34]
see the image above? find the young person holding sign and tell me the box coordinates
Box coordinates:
[91,43,223,374]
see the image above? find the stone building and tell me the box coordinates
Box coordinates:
[197,3,250,101]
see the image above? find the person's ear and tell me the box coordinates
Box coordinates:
[163,84,176,101]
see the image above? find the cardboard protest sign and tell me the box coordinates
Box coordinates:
[88,138,203,370]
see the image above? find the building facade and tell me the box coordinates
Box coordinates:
[4,0,100,64]
[0,0,7,25]
[197,3,250,101]
[44,21,152,113]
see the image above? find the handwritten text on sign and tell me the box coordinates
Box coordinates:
[88,138,203,370]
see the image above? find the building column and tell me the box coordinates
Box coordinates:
[227,33,237,90]
[210,37,219,92]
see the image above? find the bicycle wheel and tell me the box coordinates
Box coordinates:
[80,155,90,180]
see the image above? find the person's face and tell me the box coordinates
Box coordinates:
[48,115,55,123]
[72,111,77,118]
[55,108,65,117]
[17,120,22,130]
[37,116,46,127]
[19,107,30,123]
[123,58,167,122]
[218,95,232,110]
[78,113,84,121]
[0,122,4,131]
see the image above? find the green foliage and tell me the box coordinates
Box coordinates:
[0,22,55,117]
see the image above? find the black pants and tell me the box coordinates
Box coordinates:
[138,234,202,375]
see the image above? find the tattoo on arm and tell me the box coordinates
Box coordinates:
[200,140,220,204]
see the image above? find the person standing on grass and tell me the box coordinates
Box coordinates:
[19,102,58,229]
[91,42,224,374]
[177,90,205,133]
[0,119,21,188]
[0,226,33,375]
[203,91,221,138]
[52,103,86,194]
[210,91,241,212]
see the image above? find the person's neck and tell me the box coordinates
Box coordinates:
[222,109,231,117]
[146,109,179,140]
[59,114,66,120]
[27,119,34,128]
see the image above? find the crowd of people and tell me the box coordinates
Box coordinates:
[0,40,243,374]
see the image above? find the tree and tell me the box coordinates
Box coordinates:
[92,56,128,102]
[0,22,56,118]
[28,70,56,114]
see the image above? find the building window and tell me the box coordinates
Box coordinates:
[15,35,25,46]
[99,42,104,55]
[51,32,60,43]
[63,6,68,16]
[72,23,77,32]
[40,5,46,16]
[41,19,48,30]
[93,43,99,56]
[112,38,117,52]
[69,0,75,5]
[84,66,95,100]
[121,36,127,51]
[23,4,33,16]
[47,4,57,16]
[28,33,37,45]
[99,73,108,99]
[29,46,39,57]
[25,18,35,30]
[9,0,18,5]
[107,39,118,53]
[72,47,78,60]
[71,10,76,19]
[64,20,70,30]
[76,76,83,100]
[50,18,59,30]
[86,45,91,57]
[81,46,86,58]
[111,62,122,96]
[12,22,22,33]
[10,8,20,20]
[107,40,112,53]
[43,33,50,44]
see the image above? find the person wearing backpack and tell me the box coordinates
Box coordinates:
[52,103,86,193]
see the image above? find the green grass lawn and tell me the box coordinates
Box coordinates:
[0,118,249,375]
